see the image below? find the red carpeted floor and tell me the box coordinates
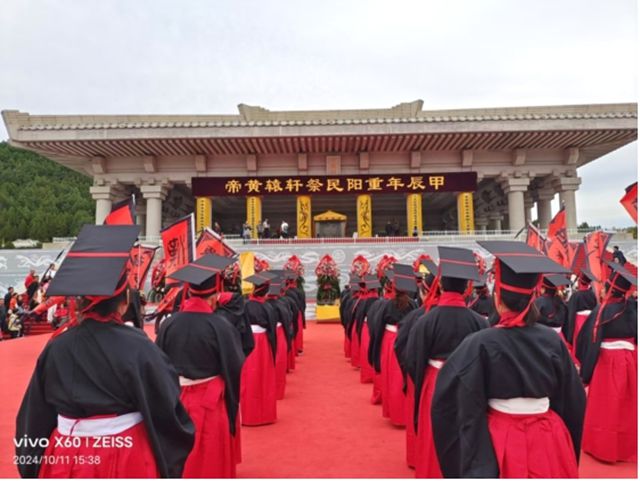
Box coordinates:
[0,323,636,478]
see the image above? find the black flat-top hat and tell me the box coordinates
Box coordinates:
[392,264,418,293]
[270,269,297,280]
[418,258,438,277]
[542,274,572,288]
[46,224,141,297]
[580,267,597,282]
[169,254,235,294]
[472,273,488,289]
[267,274,284,296]
[363,274,381,290]
[244,271,277,286]
[605,260,637,292]
[348,273,362,292]
[437,246,481,282]
[478,240,569,291]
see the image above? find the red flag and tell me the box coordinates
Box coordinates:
[620,182,638,224]
[161,214,195,277]
[196,227,236,258]
[104,197,136,225]
[584,230,613,297]
[547,208,570,268]
[525,222,547,253]
[569,242,587,276]
[126,245,158,290]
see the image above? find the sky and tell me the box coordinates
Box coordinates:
[0,0,637,227]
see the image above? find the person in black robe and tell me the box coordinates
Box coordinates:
[575,261,637,463]
[341,275,361,359]
[156,254,245,478]
[349,275,381,370]
[404,247,489,477]
[217,289,255,356]
[467,275,494,318]
[266,275,295,399]
[534,274,570,332]
[241,272,279,425]
[431,241,585,478]
[16,225,194,478]
[564,268,598,348]
[368,264,418,426]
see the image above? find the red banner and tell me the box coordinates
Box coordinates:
[161,214,195,277]
[126,246,158,290]
[620,182,638,224]
[584,230,613,297]
[569,242,587,276]
[547,208,570,268]
[104,197,136,225]
[525,223,547,254]
[195,228,236,258]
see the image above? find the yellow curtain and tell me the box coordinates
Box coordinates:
[195,197,212,234]
[457,192,475,233]
[406,193,423,235]
[246,196,262,239]
[296,195,312,238]
[357,194,373,237]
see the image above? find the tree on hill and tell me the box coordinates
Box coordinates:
[0,142,95,244]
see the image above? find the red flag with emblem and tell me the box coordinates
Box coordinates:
[196,227,236,258]
[525,222,547,254]
[126,245,158,290]
[584,230,613,297]
[546,208,570,268]
[161,214,195,277]
[104,196,136,225]
[620,182,638,224]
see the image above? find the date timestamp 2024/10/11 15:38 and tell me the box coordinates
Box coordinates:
[14,455,101,466]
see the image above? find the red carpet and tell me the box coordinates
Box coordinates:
[0,323,636,478]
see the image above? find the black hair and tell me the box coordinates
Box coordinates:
[394,290,410,310]
[440,276,467,294]
[253,283,269,297]
[499,289,540,326]
[82,288,129,318]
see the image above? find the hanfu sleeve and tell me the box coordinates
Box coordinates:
[430,337,498,478]
[129,343,195,478]
[15,349,58,478]
[549,342,586,462]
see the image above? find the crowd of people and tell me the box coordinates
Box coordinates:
[14,224,307,478]
[340,244,636,478]
[7,222,637,478]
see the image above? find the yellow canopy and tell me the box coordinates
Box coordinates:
[313,210,347,222]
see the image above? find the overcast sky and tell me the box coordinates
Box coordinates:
[1,0,637,227]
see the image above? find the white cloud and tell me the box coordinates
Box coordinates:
[0,0,637,226]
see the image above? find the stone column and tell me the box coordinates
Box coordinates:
[554,176,581,232]
[476,216,489,233]
[489,213,503,231]
[89,184,114,224]
[140,183,169,241]
[501,177,530,232]
[135,201,146,237]
[524,192,534,224]
[535,188,555,229]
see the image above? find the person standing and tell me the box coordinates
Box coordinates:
[564,268,597,350]
[262,218,271,239]
[431,241,585,478]
[16,225,195,478]
[576,261,637,464]
[404,247,489,477]
[612,245,627,265]
[280,219,289,238]
[157,254,246,478]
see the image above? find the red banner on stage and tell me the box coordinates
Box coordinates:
[161,214,195,277]
[547,208,570,268]
[104,197,136,225]
[620,182,637,224]
[192,172,477,197]
[127,246,158,290]
[196,228,236,258]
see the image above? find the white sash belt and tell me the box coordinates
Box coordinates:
[489,397,550,415]
[428,359,444,369]
[551,326,562,334]
[251,325,267,333]
[601,340,635,351]
[385,324,398,333]
[57,412,143,437]
[179,375,218,387]
[577,310,592,317]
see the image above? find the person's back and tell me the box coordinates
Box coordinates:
[613,247,627,265]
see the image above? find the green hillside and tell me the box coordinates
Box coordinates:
[0,142,94,244]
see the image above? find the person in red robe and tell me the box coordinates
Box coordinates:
[157,254,246,478]
[576,261,637,463]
